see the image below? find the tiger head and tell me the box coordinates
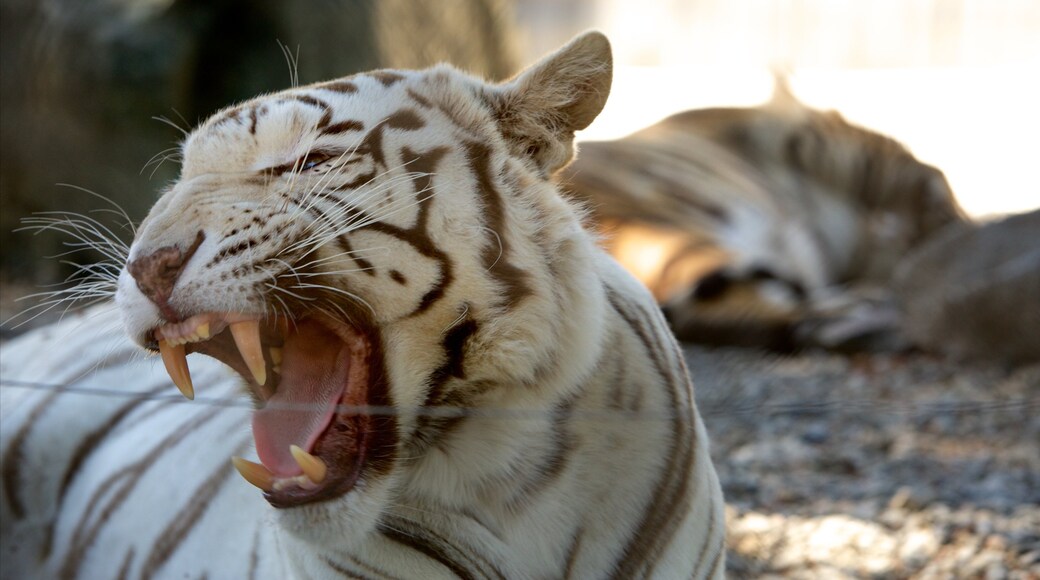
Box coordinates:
[115,33,612,545]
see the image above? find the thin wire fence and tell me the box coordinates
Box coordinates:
[2,378,1036,422]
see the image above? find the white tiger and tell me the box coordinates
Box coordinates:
[0,32,726,579]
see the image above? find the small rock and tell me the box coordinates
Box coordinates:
[802,422,829,444]
[889,487,913,510]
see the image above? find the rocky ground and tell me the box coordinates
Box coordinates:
[687,346,1040,578]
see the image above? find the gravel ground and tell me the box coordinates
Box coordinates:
[687,346,1040,578]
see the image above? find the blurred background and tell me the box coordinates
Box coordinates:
[2,0,1038,289]
[2,2,1038,576]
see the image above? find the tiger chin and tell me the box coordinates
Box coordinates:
[0,32,725,578]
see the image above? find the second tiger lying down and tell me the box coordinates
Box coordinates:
[563,81,967,350]
[0,33,725,578]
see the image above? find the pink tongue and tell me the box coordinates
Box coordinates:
[252,320,350,476]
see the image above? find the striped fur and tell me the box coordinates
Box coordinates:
[0,33,725,579]
[562,80,967,350]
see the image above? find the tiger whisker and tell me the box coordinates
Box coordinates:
[288,141,413,219]
[19,214,131,262]
[264,283,317,302]
[264,258,305,287]
[443,304,471,334]
[151,114,190,139]
[141,145,183,176]
[278,246,390,273]
[268,292,293,322]
[285,138,374,219]
[21,213,131,255]
[147,151,184,180]
[336,185,436,233]
[481,227,504,272]
[290,179,436,256]
[277,40,300,88]
[288,283,375,315]
[287,160,419,230]
[285,267,374,278]
[87,208,138,234]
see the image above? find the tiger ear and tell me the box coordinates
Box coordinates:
[489,31,612,176]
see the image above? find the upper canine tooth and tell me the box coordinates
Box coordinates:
[158,340,194,400]
[290,445,327,484]
[231,457,274,492]
[230,320,267,386]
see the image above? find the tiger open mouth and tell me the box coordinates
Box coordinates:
[149,312,385,508]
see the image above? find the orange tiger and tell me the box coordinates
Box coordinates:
[563,80,967,350]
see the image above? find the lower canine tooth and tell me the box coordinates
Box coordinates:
[230,320,267,386]
[290,445,327,483]
[158,340,194,400]
[231,457,274,492]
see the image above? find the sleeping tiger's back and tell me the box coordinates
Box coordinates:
[1,32,725,579]
[563,80,966,349]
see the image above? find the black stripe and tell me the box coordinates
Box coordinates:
[116,548,135,580]
[690,484,718,579]
[505,391,579,511]
[562,528,584,579]
[318,80,359,94]
[247,527,262,580]
[321,120,366,135]
[324,554,406,580]
[379,517,511,580]
[604,285,697,578]
[464,141,532,309]
[2,389,61,519]
[288,95,333,129]
[58,382,170,501]
[2,347,138,519]
[322,556,373,580]
[58,408,226,576]
[140,439,249,577]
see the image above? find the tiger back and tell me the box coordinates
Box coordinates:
[0,32,726,579]
[562,80,967,350]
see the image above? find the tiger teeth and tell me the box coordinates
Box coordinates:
[269,347,283,365]
[290,445,327,484]
[230,320,267,386]
[158,319,214,346]
[231,457,274,492]
[158,339,194,400]
[233,453,325,494]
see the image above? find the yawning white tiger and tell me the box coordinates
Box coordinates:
[1,32,725,578]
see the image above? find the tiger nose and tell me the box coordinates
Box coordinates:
[127,231,205,316]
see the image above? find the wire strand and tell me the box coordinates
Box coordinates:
[2,378,1036,421]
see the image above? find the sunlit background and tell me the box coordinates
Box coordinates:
[516,0,1040,219]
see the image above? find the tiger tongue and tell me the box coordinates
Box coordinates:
[251,320,351,477]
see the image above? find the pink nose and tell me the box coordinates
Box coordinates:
[127,231,204,319]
